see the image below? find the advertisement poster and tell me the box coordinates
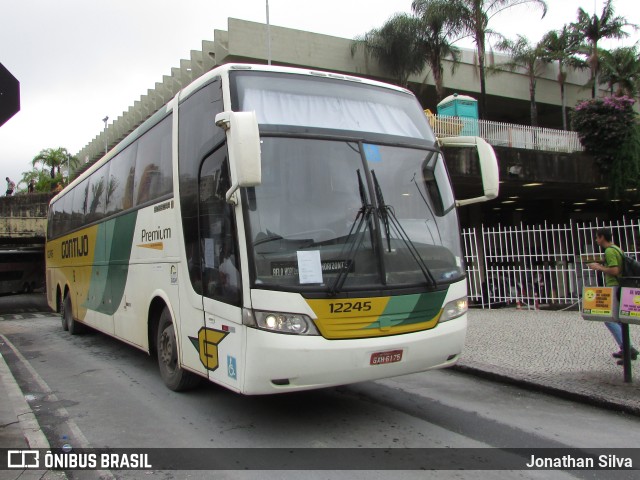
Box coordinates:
[582,287,614,316]
[619,287,640,325]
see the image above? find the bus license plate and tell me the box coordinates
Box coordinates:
[370,350,403,365]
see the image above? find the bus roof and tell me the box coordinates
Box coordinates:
[52,63,414,205]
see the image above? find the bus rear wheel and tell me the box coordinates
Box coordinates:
[62,293,85,335]
[156,308,201,391]
[61,293,69,331]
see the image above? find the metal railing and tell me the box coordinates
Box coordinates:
[463,218,640,309]
[428,114,584,153]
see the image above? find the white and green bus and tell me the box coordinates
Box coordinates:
[46,64,498,394]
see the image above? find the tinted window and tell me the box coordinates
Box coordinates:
[70,180,88,230]
[49,200,64,238]
[61,191,74,235]
[199,146,240,305]
[178,78,224,293]
[87,163,108,224]
[105,144,137,216]
[134,115,173,205]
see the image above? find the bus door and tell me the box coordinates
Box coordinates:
[196,146,244,390]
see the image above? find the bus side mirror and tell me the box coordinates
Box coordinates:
[215,111,262,204]
[438,136,499,207]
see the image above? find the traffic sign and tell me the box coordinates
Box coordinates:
[0,62,20,127]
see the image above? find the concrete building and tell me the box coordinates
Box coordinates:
[75,18,635,226]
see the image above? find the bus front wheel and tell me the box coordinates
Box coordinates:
[156,308,200,391]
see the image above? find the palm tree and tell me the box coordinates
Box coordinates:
[599,46,640,97]
[411,0,465,102]
[540,26,586,130]
[19,168,56,193]
[351,13,427,88]
[32,147,78,181]
[570,0,636,98]
[451,0,547,119]
[495,35,548,126]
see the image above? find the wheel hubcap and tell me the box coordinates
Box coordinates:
[159,327,177,373]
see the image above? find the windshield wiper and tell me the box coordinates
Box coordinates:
[371,170,436,287]
[330,169,373,295]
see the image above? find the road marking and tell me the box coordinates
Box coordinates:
[1,333,114,479]
[0,312,55,321]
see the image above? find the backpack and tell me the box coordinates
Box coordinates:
[608,246,640,277]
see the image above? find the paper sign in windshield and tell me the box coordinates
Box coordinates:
[582,287,613,316]
[297,250,323,284]
[620,288,640,318]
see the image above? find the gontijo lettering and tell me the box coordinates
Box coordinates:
[61,235,89,259]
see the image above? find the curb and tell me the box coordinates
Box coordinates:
[0,349,51,450]
[453,362,640,418]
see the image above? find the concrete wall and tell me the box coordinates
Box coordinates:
[0,193,52,244]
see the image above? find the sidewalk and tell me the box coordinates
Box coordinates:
[457,308,640,415]
[0,337,64,479]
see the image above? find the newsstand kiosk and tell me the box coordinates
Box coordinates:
[582,279,640,383]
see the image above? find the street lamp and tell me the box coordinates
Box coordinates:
[266,0,271,65]
[102,116,109,155]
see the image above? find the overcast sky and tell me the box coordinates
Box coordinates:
[1,0,639,189]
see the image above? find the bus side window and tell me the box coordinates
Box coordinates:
[134,115,173,206]
[105,144,137,217]
[70,180,88,231]
[87,163,108,224]
[199,146,241,305]
[178,77,224,294]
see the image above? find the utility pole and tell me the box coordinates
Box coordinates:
[266,0,271,65]
[102,116,109,155]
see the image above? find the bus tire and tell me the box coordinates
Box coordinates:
[61,292,70,331]
[63,293,86,335]
[156,307,201,392]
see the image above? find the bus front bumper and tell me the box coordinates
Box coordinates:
[241,315,467,394]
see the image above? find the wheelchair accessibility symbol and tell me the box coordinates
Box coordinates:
[227,355,237,380]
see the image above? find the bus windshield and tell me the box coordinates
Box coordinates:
[245,137,464,292]
[232,70,435,141]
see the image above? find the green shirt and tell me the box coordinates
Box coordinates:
[604,246,623,287]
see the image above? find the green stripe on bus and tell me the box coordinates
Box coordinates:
[84,211,138,315]
[363,290,448,330]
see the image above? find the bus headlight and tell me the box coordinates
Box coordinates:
[246,309,320,335]
[439,297,468,323]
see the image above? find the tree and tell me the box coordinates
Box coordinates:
[451,0,547,119]
[540,26,586,130]
[495,35,548,126]
[19,168,58,193]
[32,147,78,181]
[570,0,635,98]
[351,13,427,88]
[572,95,640,197]
[411,0,464,102]
[599,46,640,98]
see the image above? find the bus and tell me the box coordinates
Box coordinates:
[46,64,498,394]
[1,247,44,294]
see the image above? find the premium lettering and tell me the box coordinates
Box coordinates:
[141,227,171,243]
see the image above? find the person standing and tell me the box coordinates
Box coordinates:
[5,177,15,196]
[588,228,639,364]
[28,178,35,193]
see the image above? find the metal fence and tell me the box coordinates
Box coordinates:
[428,114,584,153]
[463,218,640,309]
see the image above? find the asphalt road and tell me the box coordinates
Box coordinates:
[1,294,640,480]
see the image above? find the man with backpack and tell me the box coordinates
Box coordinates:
[588,228,639,365]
